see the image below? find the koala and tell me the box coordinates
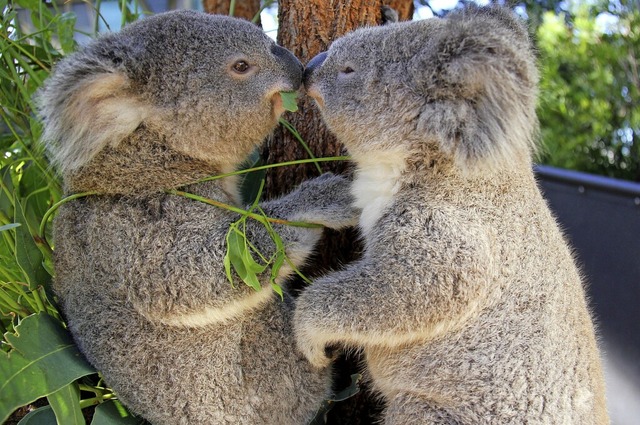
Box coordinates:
[37,11,358,424]
[296,6,609,424]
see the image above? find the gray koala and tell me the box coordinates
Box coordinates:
[296,6,609,424]
[37,10,357,424]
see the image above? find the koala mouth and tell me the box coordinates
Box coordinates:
[270,92,286,118]
[305,86,325,109]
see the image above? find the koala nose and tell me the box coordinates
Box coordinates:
[271,44,304,90]
[303,51,327,89]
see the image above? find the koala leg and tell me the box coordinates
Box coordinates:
[384,394,461,425]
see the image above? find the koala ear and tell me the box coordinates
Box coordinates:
[38,42,151,174]
[410,6,539,170]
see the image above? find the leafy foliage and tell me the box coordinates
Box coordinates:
[0,313,95,423]
[417,0,639,181]
[536,2,640,181]
[0,2,344,422]
[0,1,139,423]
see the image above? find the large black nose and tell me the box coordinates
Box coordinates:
[271,44,304,90]
[303,51,327,89]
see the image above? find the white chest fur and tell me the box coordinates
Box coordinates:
[351,150,407,236]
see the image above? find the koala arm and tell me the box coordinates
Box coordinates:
[294,214,495,368]
[257,173,359,230]
[122,174,358,326]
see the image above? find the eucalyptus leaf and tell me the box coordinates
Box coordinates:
[280,91,298,112]
[91,400,143,425]
[17,405,56,425]
[14,200,49,289]
[56,13,77,55]
[307,374,362,425]
[0,313,95,423]
[237,149,266,206]
[47,383,84,425]
[0,223,21,232]
[225,227,250,286]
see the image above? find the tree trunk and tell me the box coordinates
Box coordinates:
[384,0,415,21]
[265,0,386,197]
[265,1,413,424]
[202,0,261,22]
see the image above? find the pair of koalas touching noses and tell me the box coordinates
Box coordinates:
[38,5,609,425]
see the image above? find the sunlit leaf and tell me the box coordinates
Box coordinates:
[91,400,144,425]
[47,383,84,425]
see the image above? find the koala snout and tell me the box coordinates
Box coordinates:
[303,51,327,89]
[271,44,304,90]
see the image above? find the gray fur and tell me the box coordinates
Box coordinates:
[296,6,609,424]
[38,11,357,424]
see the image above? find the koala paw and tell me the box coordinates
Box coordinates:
[293,174,360,229]
[294,306,334,368]
[296,330,333,369]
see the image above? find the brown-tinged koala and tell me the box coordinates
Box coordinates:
[296,5,609,424]
[37,10,357,424]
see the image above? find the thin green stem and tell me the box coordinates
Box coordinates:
[252,0,276,23]
[197,156,350,184]
[0,288,27,317]
[38,157,349,242]
[31,286,47,313]
[79,393,116,409]
[167,190,323,229]
[39,191,98,249]
[279,118,324,174]
[0,32,50,73]
[229,0,237,16]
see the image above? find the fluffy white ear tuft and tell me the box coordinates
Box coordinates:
[41,72,150,174]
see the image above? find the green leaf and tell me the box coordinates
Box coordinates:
[0,223,21,232]
[223,249,233,286]
[91,400,143,425]
[308,374,362,425]
[14,199,49,290]
[225,227,249,286]
[224,225,266,292]
[47,383,84,425]
[0,313,96,423]
[237,149,266,206]
[0,165,16,219]
[270,281,284,300]
[18,406,56,425]
[280,91,298,112]
[56,13,77,55]
[332,373,362,402]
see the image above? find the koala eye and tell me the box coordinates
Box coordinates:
[341,66,355,74]
[232,60,251,74]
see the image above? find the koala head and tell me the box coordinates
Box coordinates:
[39,11,302,190]
[304,6,539,171]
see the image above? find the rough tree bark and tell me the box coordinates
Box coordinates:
[385,0,415,21]
[265,1,414,424]
[202,0,261,22]
[203,1,415,422]
[265,0,413,195]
